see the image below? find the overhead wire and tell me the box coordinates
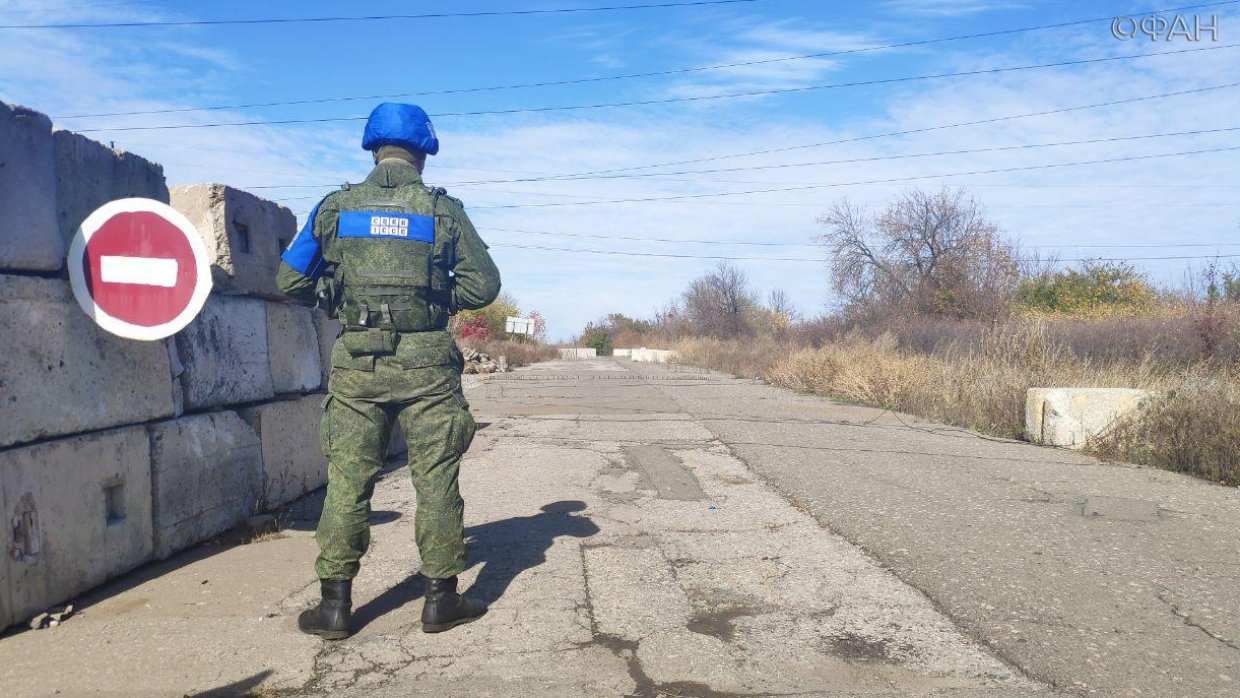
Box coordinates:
[0,0,772,30]
[51,0,1240,120]
[468,144,1240,209]
[69,43,1240,132]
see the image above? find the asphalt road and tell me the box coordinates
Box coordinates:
[1,357,1234,697]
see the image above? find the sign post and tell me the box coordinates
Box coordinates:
[67,198,213,341]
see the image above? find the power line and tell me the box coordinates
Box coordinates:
[471,145,1240,209]
[489,242,1240,264]
[450,126,1240,185]
[0,0,770,30]
[227,125,1240,193]
[484,227,1240,250]
[456,82,1240,183]
[71,43,1240,133]
[52,1,1240,120]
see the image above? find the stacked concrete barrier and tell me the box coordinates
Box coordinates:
[0,100,345,631]
[558,347,598,359]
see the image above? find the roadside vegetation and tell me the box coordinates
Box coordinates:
[578,187,1240,486]
[450,292,557,367]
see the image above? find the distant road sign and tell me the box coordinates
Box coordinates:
[506,316,534,336]
[68,198,212,341]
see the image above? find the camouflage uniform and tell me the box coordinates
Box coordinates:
[276,157,500,582]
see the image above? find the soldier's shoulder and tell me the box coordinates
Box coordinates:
[430,186,467,210]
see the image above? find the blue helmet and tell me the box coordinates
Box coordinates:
[361,103,439,156]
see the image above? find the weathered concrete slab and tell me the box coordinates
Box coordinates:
[52,129,168,247]
[175,294,274,411]
[0,101,61,272]
[0,426,152,631]
[312,309,341,388]
[1026,387,1152,449]
[148,411,262,559]
[0,275,176,449]
[170,184,296,299]
[267,302,322,394]
[559,347,597,359]
[239,395,328,509]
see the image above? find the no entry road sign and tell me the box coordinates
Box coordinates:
[68,198,212,341]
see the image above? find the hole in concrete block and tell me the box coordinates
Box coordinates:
[105,483,126,525]
[234,220,251,254]
[9,493,41,564]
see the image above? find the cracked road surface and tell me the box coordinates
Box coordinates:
[2,358,1236,697]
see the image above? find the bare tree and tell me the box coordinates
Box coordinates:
[682,262,758,338]
[817,188,1020,320]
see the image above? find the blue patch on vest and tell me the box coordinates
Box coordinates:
[338,211,434,242]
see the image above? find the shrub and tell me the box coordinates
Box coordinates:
[1016,261,1156,314]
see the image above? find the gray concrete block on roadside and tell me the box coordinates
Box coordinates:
[148,412,262,559]
[311,309,341,388]
[170,184,297,299]
[0,426,153,631]
[0,101,62,272]
[238,395,328,509]
[52,129,168,247]
[174,294,274,411]
[267,302,322,394]
[559,347,598,359]
[0,275,177,449]
[1025,388,1152,449]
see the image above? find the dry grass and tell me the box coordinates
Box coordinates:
[676,317,1240,485]
[457,338,557,368]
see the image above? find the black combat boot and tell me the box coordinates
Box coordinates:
[298,580,352,640]
[421,576,486,633]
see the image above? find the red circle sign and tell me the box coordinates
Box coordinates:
[69,199,212,341]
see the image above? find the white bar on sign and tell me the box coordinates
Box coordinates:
[99,256,179,288]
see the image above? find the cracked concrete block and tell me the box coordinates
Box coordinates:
[170,184,296,299]
[174,294,274,411]
[0,101,62,272]
[52,129,169,247]
[312,309,341,388]
[1026,388,1152,449]
[0,275,176,449]
[148,412,262,559]
[267,302,322,394]
[239,395,328,509]
[0,426,153,631]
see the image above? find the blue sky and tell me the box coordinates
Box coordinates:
[1,0,1237,339]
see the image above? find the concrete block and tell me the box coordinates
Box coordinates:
[170,184,297,299]
[53,129,168,247]
[0,426,152,631]
[612,349,633,358]
[630,348,678,364]
[148,412,262,559]
[312,309,341,388]
[267,302,322,394]
[1025,388,1152,449]
[174,294,274,411]
[0,101,62,272]
[559,348,598,359]
[0,275,177,449]
[239,395,328,509]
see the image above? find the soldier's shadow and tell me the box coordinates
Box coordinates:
[350,500,598,632]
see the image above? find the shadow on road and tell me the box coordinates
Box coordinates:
[187,670,273,697]
[350,500,599,632]
[464,500,600,605]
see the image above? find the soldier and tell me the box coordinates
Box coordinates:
[276,102,501,640]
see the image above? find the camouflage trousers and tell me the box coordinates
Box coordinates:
[315,329,476,582]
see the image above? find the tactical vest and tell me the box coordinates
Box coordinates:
[321,182,454,336]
